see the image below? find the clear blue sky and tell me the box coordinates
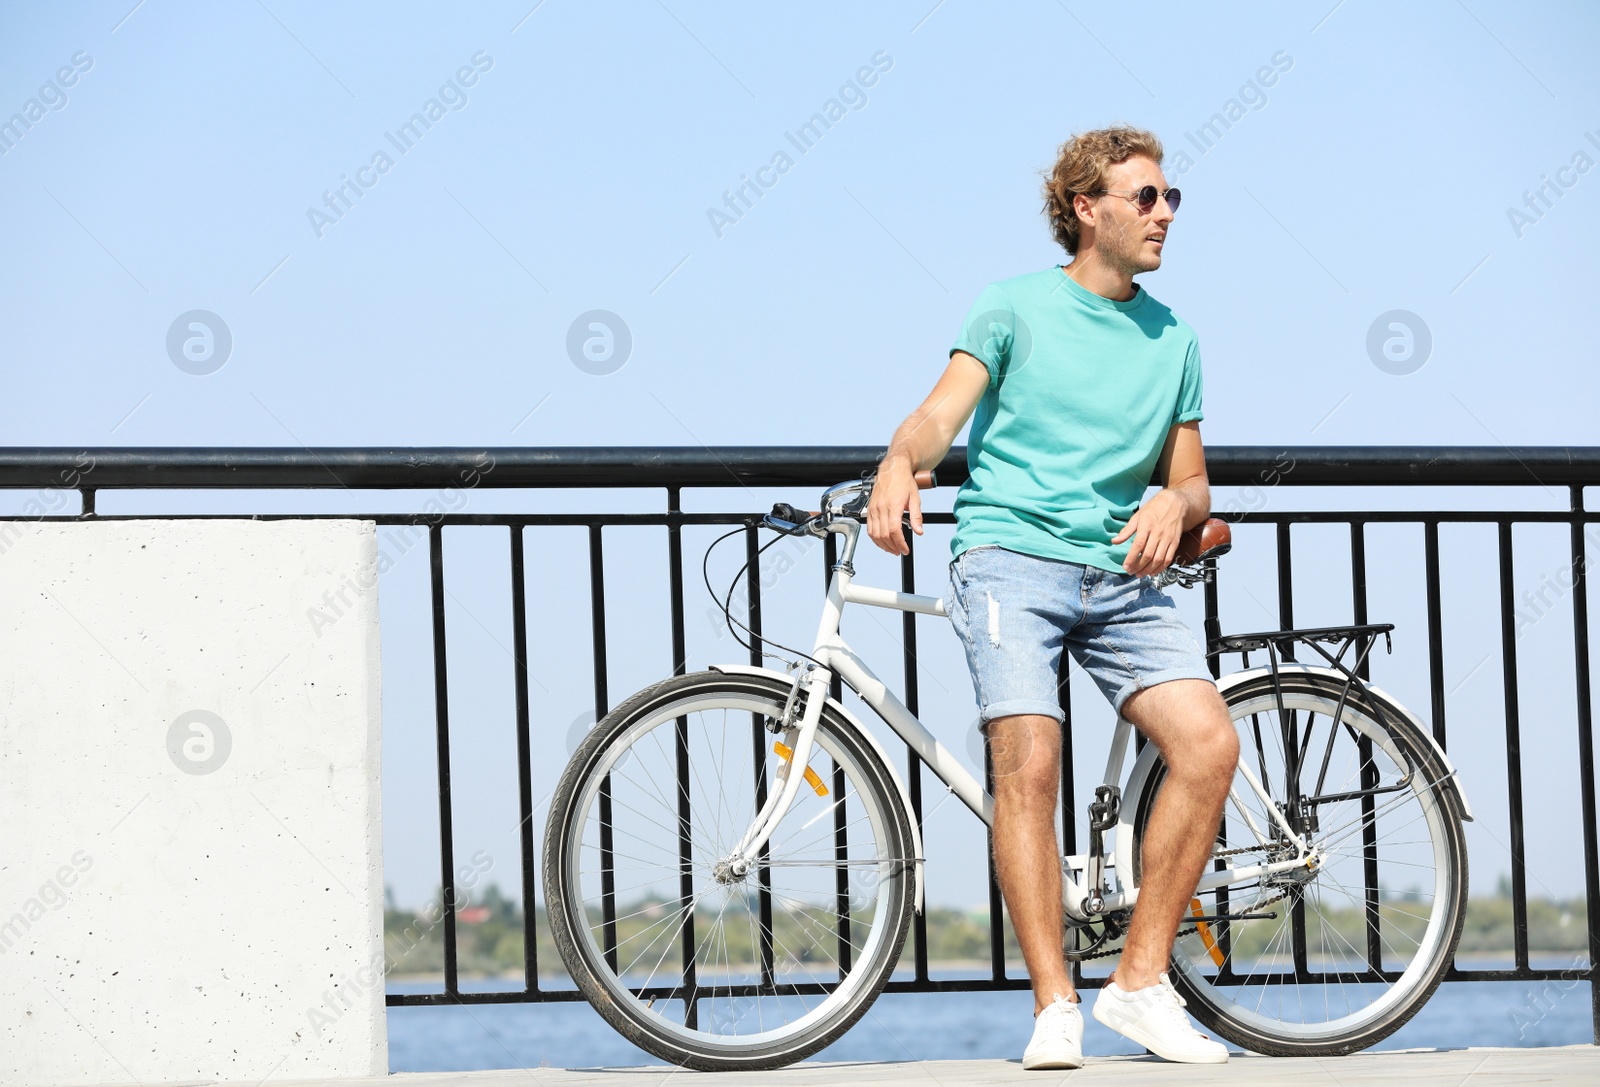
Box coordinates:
[1,1,1596,911]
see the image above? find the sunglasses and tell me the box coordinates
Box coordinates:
[1088,184,1180,215]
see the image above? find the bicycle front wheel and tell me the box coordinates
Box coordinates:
[1130,671,1468,1055]
[542,670,916,1071]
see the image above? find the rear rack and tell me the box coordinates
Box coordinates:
[1209,622,1394,661]
[1206,624,1401,784]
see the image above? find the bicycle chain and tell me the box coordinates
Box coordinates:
[1211,843,1283,859]
[1071,887,1294,962]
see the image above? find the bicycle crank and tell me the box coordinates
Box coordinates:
[1067,889,1292,963]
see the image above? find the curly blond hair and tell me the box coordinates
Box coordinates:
[1042,125,1165,255]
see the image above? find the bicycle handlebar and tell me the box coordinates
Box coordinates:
[762,469,937,536]
[764,477,1231,586]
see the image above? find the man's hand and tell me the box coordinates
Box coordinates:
[867,457,921,556]
[1112,489,1188,576]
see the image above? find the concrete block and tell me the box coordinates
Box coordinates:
[0,519,386,1085]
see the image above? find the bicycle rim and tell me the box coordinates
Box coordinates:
[1133,677,1465,1051]
[549,675,913,1066]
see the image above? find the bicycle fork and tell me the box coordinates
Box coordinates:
[721,665,833,877]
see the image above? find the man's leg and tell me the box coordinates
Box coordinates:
[986,712,1077,1012]
[1110,677,1239,991]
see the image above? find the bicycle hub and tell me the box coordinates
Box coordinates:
[712,857,750,884]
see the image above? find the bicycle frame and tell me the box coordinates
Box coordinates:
[722,516,1318,919]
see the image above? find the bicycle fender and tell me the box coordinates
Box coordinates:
[1114,664,1471,884]
[1112,727,1162,896]
[709,663,927,912]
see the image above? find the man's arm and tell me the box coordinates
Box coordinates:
[1113,420,1211,576]
[1154,419,1211,525]
[867,351,990,555]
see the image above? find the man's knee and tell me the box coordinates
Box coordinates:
[985,714,1061,800]
[1177,696,1238,785]
[1127,681,1237,781]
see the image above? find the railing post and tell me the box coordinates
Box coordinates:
[1496,521,1531,972]
[744,523,777,990]
[588,524,618,974]
[1566,487,1600,1045]
[1424,520,1449,750]
[899,537,931,984]
[664,486,697,1027]
[508,526,540,991]
[427,522,459,995]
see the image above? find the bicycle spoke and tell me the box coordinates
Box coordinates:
[550,680,910,1060]
[1147,679,1463,1049]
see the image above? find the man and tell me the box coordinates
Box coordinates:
[866,125,1239,1068]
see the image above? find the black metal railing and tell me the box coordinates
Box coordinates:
[2,445,1596,1044]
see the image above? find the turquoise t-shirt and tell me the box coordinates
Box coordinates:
[948,265,1204,575]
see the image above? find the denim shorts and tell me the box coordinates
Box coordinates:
[943,544,1216,724]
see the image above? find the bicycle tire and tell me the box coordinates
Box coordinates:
[543,670,916,1071]
[1128,671,1468,1056]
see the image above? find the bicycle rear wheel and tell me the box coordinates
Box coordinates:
[542,670,916,1071]
[1129,671,1468,1055]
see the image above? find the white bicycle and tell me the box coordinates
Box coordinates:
[543,474,1471,1070]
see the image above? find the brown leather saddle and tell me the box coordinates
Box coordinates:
[1174,517,1232,567]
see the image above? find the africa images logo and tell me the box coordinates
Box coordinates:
[306,52,494,239]
[706,51,893,238]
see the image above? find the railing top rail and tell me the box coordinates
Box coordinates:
[0,445,1597,490]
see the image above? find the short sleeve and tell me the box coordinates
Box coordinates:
[949,283,1017,390]
[1172,338,1204,425]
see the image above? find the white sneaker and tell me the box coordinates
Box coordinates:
[1092,972,1228,1064]
[1022,992,1084,1070]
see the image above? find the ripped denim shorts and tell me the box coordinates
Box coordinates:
[943,543,1216,724]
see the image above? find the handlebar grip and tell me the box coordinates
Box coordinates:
[913,469,937,489]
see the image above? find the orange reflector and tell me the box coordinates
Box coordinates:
[1190,897,1225,967]
[773,741,829,797]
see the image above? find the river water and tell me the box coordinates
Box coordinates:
[386,960,1594,1071]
